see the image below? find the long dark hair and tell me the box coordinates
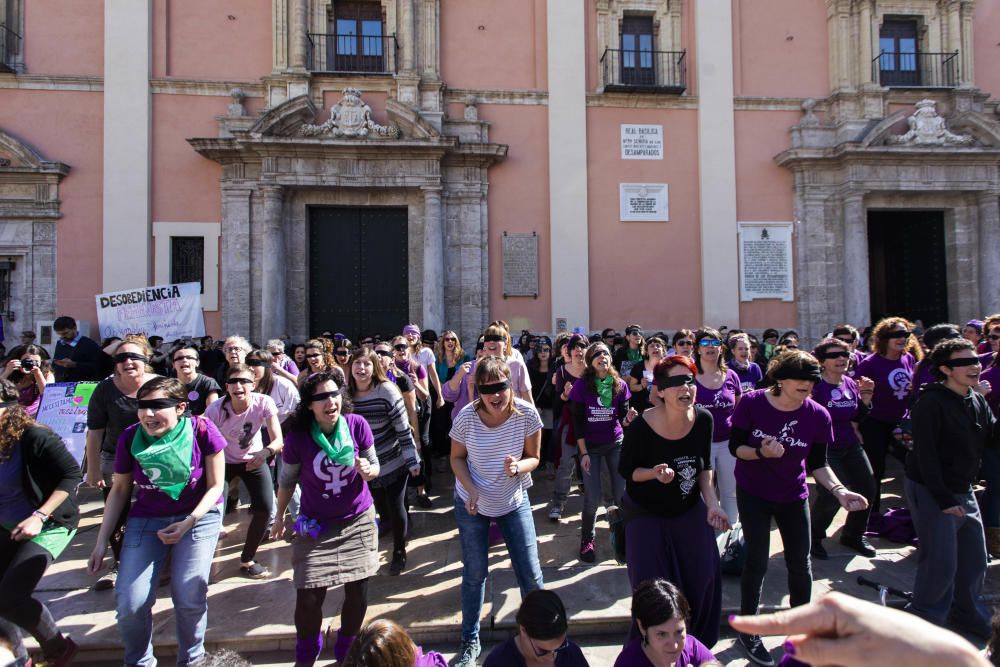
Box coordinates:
[582,342,623,398]
[247,349,276,396]
[4,344,52,384]
[0,378,34,462]
[290,370,352,432]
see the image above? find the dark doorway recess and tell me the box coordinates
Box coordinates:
[308,207,408,340]
[867,210,948,327]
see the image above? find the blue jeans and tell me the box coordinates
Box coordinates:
[905,479,990,636]
[453,493,544,643]
[116,508,222,667]
[581,440,625,542]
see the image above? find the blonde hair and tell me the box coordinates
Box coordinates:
[434,330,465,363]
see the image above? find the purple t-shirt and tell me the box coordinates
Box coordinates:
[909,363,936,399]
[203,393,278,464]
[811,376,862,448]
[614,635,714,667]
[484,636,589,667]
[394,358,427,381]
[854,352,915,423]
[981,366,1000,419]
[731,389,834,503]
[732,361,763,393]
[282,413,375,524]
[568,377,632,443]
[695,369,742,442]
[114,416,227,518]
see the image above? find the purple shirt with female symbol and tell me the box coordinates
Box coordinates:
[811,376,862,448]
[282,413,375,524]
[695,369,742,442]
[854,352,915,423]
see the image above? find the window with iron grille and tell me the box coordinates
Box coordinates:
[170,237,204,293]
[0,260,13,317]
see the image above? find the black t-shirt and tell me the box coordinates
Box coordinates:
[183,374,222,416]
[528,364,554,410]
[619,407,714,517]
[629,362,654,414]
[484,636,589,667]
[86,378,141,454]
[613,345,643,379]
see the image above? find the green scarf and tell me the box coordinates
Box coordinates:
[627,347,643,362]
[310,417,356,467]
[596,375,615,408]
[131,417,194,501]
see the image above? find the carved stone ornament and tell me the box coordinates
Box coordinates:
[301,88,400,139]
[888,99,973,146]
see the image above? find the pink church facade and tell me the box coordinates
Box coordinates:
[0,0,997,346]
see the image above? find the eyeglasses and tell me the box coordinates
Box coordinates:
[305,353,322,359]
[335,349,349,356]
[223,346,244,353]
[527,636,570,658]
[393,344,408,352]
[225,378,254,385]
[699,339,722,347]
[675,340,693,346]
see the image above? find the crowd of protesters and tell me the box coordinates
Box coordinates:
[1,314,999,666]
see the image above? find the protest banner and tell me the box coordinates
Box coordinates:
[35,381,97,465]
[95,282,205,340]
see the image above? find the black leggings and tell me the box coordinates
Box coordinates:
[224,462,275,563]
[294,579,369,641]
[738,487,812,616]
[0,529,62,659]
[371,471,409,554]
[858,417,899,516]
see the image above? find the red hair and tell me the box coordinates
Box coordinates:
[653,355,697,384]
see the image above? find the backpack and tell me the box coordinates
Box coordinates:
[719,522,747,575]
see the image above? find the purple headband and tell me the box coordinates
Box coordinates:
[402,324,421,336]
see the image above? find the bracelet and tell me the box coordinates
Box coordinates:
[579,452,590,458]
[828,484,845,494]
[754,447,765,460]
[31,510,48,522]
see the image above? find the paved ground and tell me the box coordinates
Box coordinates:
[29,457,998,665]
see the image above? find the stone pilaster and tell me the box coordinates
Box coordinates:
[31,221,57,326]
[842,193,870,328]
[220,187,253,336]
[290,0,309,71]
[259,185,287,340]
[399,0,415,72]
[978,191,1000,315]
[421,186,444,331]
[419,0,440,79]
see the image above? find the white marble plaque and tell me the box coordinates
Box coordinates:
[620,183,669,222]
[502,232,539,297]
[738,222,794,302]
[621,124,663,159]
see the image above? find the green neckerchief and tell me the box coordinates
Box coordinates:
[627,347,642,362]
[596,375,615,408]
[131,417,194,501]
[310,417,356,467]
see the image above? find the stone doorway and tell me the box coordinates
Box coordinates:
[308,206,408,339]
[867,210,948,327]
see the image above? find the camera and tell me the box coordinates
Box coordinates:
[20,359,35,371]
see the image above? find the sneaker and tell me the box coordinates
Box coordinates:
[739,633,775,666]
[548,505,562,522]
[451,638,481,667]
[43,635,77,667]
[810,540,829,560]
[239,562,271,579]
[840,534,877,557]
[389,550,407,576]
[415,493,434,509]
[579,539,596,563]
[94,562,118,591]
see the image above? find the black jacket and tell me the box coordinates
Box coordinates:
[906,383,999,509]
[52,335,105,382]
[18,425,82,529]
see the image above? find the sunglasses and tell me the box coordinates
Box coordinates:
[394,344,408,351]
[699,339,722,347]
[675,340,694,346]
[225,378,254,386]
[443,337,457,342]
[527,636,570,658]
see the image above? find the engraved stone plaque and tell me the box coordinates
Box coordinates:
[502,232,539,298]
[738,222,794,302]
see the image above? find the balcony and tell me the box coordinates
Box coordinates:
[0,24,20,74]
[873,50,959,88]
[306,33,398,75]
[601,48,686,94]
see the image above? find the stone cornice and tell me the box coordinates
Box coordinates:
[776,144,1000,170]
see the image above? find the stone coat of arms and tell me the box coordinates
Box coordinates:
[301,87,400,139]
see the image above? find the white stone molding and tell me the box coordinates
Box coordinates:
[888,99,973,145]
[301,87,400,138]
[152,222,222,312]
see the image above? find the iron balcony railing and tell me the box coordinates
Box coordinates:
[601,48,687,94]
[873,50,959,88]
[0,23,21,73]
[307,32,397,75]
